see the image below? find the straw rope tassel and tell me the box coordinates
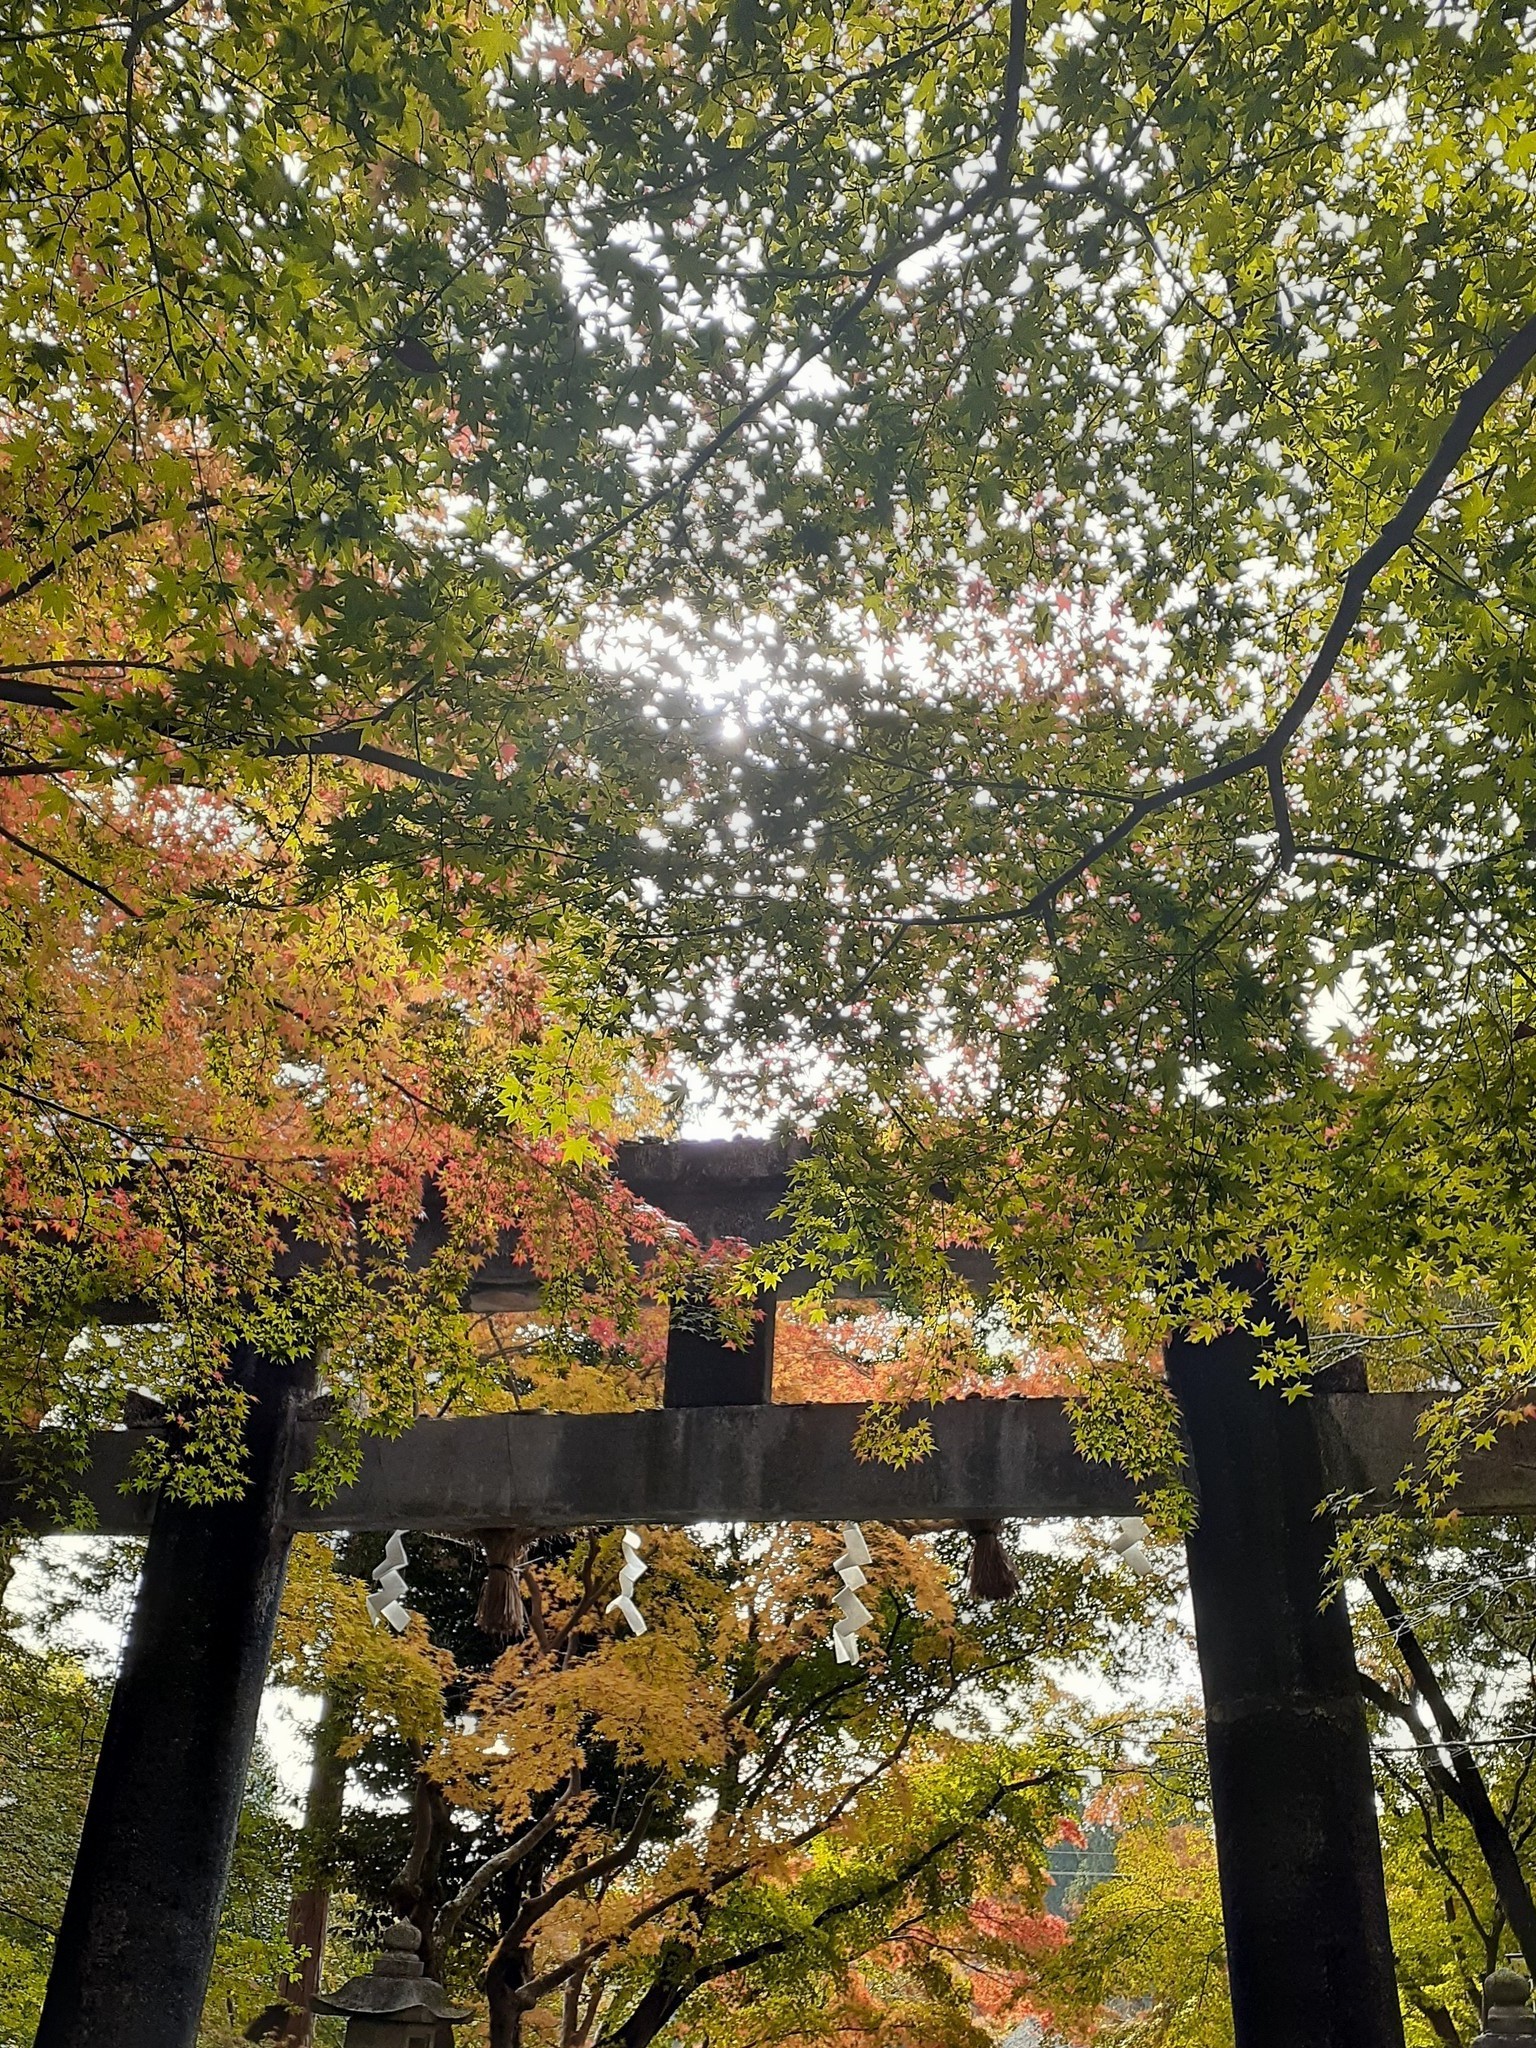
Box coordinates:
[475,1527,530,1637]
[965,1520,1021,1601]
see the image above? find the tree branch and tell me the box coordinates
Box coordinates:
[436,1766,581,1952]
[669,1770,1061,2003]
[1367,1565,1536,1975]
[502,1789,659,1952]
[0,679,77,710]
[1358,1667,1421,1732]
[724,1651,798,1725]
[0,496,215,611]
[511,1885,709,2015]
[1266,753,1295,868]
[1411,1996,1466,2048]
[0,822,140,917]
[266,730,468,790]
[868,310,1536,933]
[0,674,473,792]
[1029,313,1536,900]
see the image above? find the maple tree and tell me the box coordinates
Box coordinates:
[265,1496,1161,2048]
[0,0,676,923]
[1022,1744,1233,2048]
[0,768,727,1502]
[10,7,1536,2044]
[5,0,1536,1475]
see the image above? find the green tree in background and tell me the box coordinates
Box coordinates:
[1027,1741,1231,2048]
[1024,1521,1536,2048]
[1358,1521,1536,2047]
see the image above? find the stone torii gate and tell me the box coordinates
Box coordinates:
[18,1140,1536,2048]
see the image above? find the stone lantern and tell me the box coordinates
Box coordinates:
[311,1920,472,2048]
[1475,1964,1536,2045]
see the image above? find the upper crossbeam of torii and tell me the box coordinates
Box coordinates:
[25,1138,1536,2048]
[24,1135,1536,1533]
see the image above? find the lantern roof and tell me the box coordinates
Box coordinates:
[311,1921,473,2024]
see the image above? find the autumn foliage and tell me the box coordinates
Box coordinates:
[270,1505,1157,2048]
[0,772,721,1501]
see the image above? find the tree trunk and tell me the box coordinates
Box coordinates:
[486,1944,527,2048]
[603,1940,696,2047]
[392,1765,454,1978]
[1414,1998,1466,2048]
[607,1983,689,2048]
[1366,1566,1536,1977]
[277,1687,351,2047]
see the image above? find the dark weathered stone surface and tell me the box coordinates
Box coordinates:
[34,1346,309,2048]
[662,1289,778,1406]
[295,1395,1143,1530]
[1167,1278,1404,2048]
[617,1135,803,1243]
[1316,1389,1536,1512]
[20,1390,1536,1538]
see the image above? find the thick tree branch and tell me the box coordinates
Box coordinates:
[1412,1997,1466,2048]
[0,496,215,611]
[868,310,1536,933]
[0,674,472,792]
[1358,1667,1421,1732]
[266,731,468,789]
[723,1651,799,1725]
[437,1766,581,1952]
[0,679,77,710]
[501,1790,659,1953]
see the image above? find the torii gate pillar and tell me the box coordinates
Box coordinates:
[1166,1271,1404,2048]
[34,1344,308,2048]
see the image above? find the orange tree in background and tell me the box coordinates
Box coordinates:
[271,1508,1161,2048]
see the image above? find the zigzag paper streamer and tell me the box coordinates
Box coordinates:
[606,1526,648,1636]
[831,1522,874,1665]
[1110,1517,1154,1579]
[367,1530,411,1633]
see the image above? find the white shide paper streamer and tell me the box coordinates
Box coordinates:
[1110,1518,1154,1578]
[367,1530,411,1633]
[831,1522,874,1665]
[606,1526,648,1636]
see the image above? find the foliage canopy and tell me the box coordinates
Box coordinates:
[5,0,1536,1458]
